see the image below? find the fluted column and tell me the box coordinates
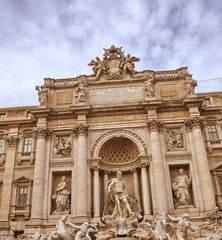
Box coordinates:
[93,167,100,220]
[185,117,216,210]
[103,171,109,206]
[131,169,141,205]
[31,127,50,220]
[75,124,88,219]
[0,135,19,221]
[140,165,152,216]
[147,119,168,213]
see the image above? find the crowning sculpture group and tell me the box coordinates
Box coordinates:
[4,171,221,240]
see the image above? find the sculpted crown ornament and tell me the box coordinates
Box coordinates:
[88,45,140,80]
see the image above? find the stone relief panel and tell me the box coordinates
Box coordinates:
[166,128,185,151]
[54,135,72,157]
[170,166,194,209]
[51,173,71,214]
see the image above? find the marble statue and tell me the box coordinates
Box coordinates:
[185,77,197,96]
[172,168,193,208]
[144,76,155,100]
[68,221,98,240]
[52,176,71,213]
[107,171,134,218]
[168,213,197,240]
[75,81,88,103]
[36,86,48,107]
[88,45,140,80]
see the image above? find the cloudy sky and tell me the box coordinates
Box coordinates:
[0,0,222,108]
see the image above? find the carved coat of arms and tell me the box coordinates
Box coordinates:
[88,45,140,80]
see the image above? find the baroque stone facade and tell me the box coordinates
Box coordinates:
[0,45,222,239]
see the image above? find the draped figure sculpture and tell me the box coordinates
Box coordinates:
[172,168,193,208]
[52,176,71,213]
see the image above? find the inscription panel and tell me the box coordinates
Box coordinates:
[89,86,143,103]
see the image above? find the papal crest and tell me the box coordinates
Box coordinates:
[88,45,140,80]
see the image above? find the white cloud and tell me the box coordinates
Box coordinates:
[0,0,222,107]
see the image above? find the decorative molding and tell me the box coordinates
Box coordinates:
[91,129,147,158]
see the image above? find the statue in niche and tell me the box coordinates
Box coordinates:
[185,77,197,96]
[103,171,142,221]
[172,168,193,208]
[52,176,71,214]
[54,136,72,157]
[144,75,155,100]
[75,81,88,103]
[36,86,48,107]
[107,171,134,218]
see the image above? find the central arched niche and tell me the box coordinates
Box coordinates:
[99,137,140,163]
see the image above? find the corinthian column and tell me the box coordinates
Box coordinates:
[185,117,216,210]
[75,124,88,219]
[147,119,168,213]
[0,135,19,221]
[93,167,100,221]
[31,127,50,220]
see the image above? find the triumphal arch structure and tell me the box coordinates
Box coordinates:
[0,45,222,238]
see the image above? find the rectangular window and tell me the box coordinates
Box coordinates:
[0,114,6,120]
[23,137,32,152]
[0,139,3,153]
[208,125,219,140]
[18,187,27,205]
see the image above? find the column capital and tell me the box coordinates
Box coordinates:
[147,119,164,132]
[34,127,51,138]
[73,124,88,136]
[130,168,139,173]
[185,116,203,130]
[6,135,19,147]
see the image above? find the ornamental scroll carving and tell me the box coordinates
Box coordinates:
[88,45,140,80]
[6,135,19,147]
[54,136,72,157]
[185,116,203,130]
[147,119,164,132]
[34,127,51,138]
[166,128,184,151]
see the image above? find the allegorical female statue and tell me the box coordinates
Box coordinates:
[52,176,71,213]
[172,168,193,208]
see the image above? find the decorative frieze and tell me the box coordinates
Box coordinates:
[185,116,203,130]
[166,128,184,151]
[147,119,164,132]
[6,135,19,147]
